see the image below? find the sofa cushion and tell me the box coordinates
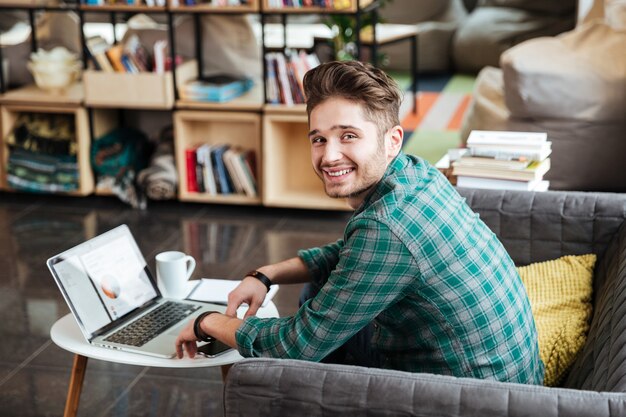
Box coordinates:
[517,254,596,386]
[501,22,626,122]
[453,7,575,72]
[565,221,626,392]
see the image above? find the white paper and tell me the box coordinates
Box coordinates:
[185,278,278,307]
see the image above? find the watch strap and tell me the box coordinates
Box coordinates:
[193,311,218,342]
[246,270,272,293]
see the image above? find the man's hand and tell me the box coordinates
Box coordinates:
[174,318,200,359]
[225,276,267,318]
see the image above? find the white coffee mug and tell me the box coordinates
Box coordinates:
[155,251,196,299]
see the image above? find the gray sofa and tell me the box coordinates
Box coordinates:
[224,188,626,416]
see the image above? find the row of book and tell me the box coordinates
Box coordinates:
[171,0,251,5]
[85,35,172,74]
[265,0,356,9]
[265,50,320,105]
[451,130,552,191]
[186,144,258,197]
[84,0,167,6]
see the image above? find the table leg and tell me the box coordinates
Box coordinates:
[221,364,233,382]
[64,354,88,417]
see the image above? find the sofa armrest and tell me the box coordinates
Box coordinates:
[224,358,626,417]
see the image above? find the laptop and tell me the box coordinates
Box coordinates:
[47,224,225,358]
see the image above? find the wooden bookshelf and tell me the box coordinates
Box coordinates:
[0,0,380,209]
[262,112,350,211]
[0,103,94,196]
[174,110,262,205]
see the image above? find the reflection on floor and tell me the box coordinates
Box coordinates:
[0,192,350,417]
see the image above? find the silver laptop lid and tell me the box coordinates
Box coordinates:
[47,224,161,342]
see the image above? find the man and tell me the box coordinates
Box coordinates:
[176,61,544,384]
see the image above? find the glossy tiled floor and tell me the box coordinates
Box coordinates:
[0,192,350,417]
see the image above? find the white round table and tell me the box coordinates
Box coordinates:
[50,302,279,417]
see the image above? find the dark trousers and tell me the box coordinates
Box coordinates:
[299,283,381,368]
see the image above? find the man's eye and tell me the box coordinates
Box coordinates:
[311,137,325,144]
[343,134,357,140]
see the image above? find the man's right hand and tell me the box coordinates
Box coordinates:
[224,276,268,318]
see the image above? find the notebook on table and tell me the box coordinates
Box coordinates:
[47,224,224,358]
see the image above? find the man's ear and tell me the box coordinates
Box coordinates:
[386,125,404,159]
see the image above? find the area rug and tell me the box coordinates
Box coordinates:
[393,73,476,164]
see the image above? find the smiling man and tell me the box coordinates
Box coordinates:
[176,61,544,385]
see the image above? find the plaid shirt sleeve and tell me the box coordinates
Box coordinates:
[297,239,343,288]
[235,219,415,360]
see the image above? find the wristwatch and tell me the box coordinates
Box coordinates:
[193,311,219,342]
[246,270,272,293]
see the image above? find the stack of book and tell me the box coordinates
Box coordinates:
[265,50,320,105]
[452,130,552,191]
[180,74,253,103]
[185,145,257,197]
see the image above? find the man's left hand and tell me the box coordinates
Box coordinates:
[175,319,199,359]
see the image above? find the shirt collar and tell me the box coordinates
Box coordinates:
[353,151,408,214]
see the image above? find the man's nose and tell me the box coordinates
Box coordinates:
[322,141,342,163]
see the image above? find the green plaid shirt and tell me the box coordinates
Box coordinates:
[236,153,544,384]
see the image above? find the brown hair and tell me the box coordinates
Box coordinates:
[303,60,403,136]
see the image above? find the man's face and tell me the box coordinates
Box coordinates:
[308,97,400,209]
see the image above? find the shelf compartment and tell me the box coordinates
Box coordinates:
[0,103,94,196]
[262,113,350,211]
[174,109,261,204]
[83,59,197,109]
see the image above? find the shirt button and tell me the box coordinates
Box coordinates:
[373,324,379,329]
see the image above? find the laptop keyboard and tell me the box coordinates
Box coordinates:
[104,301,201,347]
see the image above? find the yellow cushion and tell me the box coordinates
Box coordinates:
[517,254,596,386]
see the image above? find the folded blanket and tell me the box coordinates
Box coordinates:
[137,127,178,200]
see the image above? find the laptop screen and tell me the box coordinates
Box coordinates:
[48,225,158,339]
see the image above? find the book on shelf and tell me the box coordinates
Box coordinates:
[196,144,217,195]
[452,158,551,182]
[153,40,168,74]
[456,176,550,192]
[211,145,233,194]
[180,74,253,103]
[223,148,246,195]
[85,36,115,72]
[185,148,199,192]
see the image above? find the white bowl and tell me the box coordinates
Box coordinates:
[30,47,78,65]
[27,61,81,94]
